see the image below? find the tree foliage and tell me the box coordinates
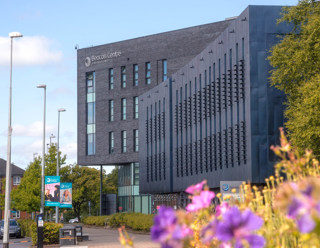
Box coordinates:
[268,0,320,156]
[11,144,66,213]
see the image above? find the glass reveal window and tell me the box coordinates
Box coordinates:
[109,131,114,153]
[133,96,139,119]
[134,129,139,152]
[146,62,151,84]
[121,66,126,88]
[109,100,114,121]
[134,163,139,185]
[86,72,96,155]
[133,64,139,86]
[162,59,167,81]
[121,98,127,120]
[13,176,21,185]
[109,68,114,90]
[122,131,127,153]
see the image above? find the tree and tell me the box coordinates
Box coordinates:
[11,144,66,213]
[105,167,118,194]
[60,165,101,221]
[268,0,320,156]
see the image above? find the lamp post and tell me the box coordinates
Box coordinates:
[3,31,22,248]
[37,84,46,215]
[56,108,66,223]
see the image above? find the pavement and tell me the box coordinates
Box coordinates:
[50,225,159,248]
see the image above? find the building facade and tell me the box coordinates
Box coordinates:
[138,6,291,207]
[0,159,28,219]
[77,20,232,213]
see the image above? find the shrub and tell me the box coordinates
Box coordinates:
[17,219,35,237]
[108,212,153,232]
[82,215,109,226]
[31,222,63,245]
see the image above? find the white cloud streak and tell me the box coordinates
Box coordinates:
[0,36,63,66]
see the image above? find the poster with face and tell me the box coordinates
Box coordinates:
[45,176,60,207]
[60,182,72,208]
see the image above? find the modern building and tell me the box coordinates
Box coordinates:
[0,158,28,219]
[78,5,292,213]
[77,19,233,213]
[139,5,291,208]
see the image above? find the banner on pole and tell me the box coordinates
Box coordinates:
[60,182,72,208]
[45,176,60,207]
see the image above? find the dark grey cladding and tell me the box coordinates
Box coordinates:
[139,6,291,194]
[77,20,232,166]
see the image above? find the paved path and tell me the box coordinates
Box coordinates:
[64,226,159,248]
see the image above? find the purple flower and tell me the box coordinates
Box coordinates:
[151,206,192,248]
[185,180,207,195]
[216,202,230,217]
[287,185,320,233]
[186,190,215,212]
[216,206,265,248]
[201,218,218,244]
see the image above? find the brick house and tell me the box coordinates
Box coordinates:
[0,158,29,219]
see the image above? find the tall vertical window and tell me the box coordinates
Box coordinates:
[13,176,21,185]
[121,98,127,120]
[86,72,96,155]
[109,68,114,90]
[134,129,139,152]
[109,100,114,121]
[134,163,139,185]
[122,131,127,153]
[162,59,167,81]
[121,66,126,88]
[109,131,114,153]
[133,96,139,119]
[146,62,151,84]
[133,64,139,86]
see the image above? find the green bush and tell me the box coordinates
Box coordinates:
[82,215,109,226]
[31,222,63,245]
[107,212,154,232]
[17,219,35,237]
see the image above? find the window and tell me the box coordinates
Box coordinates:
[86,72,96,155]
[121,66,126,88]
[109,100,114,121]
[13,176,21,185]
[162,59,167,81]
[134,163,139,185]
[12,210,20,219]
[122,131,127,153]
[121,98,127,120]
[133,64,139,86]
[134,129,139,152]
[109,68,114,90]
[109,132,114,153]
[133,96,139,119]
[146,62,151,84]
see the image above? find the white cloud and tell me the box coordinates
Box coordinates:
[0,36,63,66]
[61,142,77,164]
[11,122,55,137]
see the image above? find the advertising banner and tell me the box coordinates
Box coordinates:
[60,182,72,208]
[45,176,60,207]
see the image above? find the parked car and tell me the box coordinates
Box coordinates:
[0,219,21,238]
[69,217,79,223]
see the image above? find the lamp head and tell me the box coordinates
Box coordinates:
[58,108,66,112]
[37,84,46,89]
[9,32,23,38]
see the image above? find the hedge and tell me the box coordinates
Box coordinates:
[17,219,63,245]
[83,213,154,232]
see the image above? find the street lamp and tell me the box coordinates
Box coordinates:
[3,31,22,248]
[56,108,66,223]
[37,84,46,215]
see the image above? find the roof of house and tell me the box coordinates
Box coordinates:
[0,158,25,177]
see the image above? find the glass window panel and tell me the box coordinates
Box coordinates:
[162,59,167,81]
[146,62,151,84]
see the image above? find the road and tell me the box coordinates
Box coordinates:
[0,236,32,248]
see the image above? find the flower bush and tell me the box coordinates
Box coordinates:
[119,128,320,247]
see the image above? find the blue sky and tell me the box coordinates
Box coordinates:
[0,0,298,172]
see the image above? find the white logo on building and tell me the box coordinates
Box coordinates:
[85,51,122,67]
[85,57,91,67]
